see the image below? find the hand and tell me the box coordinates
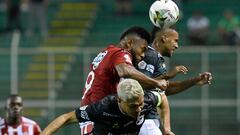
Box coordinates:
[196,72,212,85]
[168,65,188,78]
[164,129,175,135]
[157,79,169,90]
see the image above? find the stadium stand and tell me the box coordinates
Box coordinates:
[0,0,239,135]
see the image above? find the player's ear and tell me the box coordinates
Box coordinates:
[126,39,133,48]
[161,34,167,43]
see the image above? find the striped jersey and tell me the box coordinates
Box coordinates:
[0,117,41,135]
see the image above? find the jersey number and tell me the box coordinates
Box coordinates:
[82,71,95,99]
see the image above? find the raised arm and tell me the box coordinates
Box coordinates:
[41,111,78,135]
[165,72,212,96]
[115,63,168,90]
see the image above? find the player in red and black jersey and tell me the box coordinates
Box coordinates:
[81,26,169,106]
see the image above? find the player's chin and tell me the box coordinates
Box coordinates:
[169,50,175,57]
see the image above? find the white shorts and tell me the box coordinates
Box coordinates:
[139,119,162,135]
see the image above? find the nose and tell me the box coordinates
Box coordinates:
[140,53,145,59]
[175,44,178,49]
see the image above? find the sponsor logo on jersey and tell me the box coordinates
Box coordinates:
[80,111,89,120]
[138,61,154,74]
[146,64,154,74]
[92,50,108,70]
[103,112,119,118]
[79,105,90,120]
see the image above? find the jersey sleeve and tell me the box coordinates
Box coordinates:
[75,101,105,123]
[111,50,132,66]
[75,105,93,123]
[144,91,162,107]
[33,124,41,135]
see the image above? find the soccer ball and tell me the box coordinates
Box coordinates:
[149,0,179,29]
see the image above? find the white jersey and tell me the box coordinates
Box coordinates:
[0,117,41,135]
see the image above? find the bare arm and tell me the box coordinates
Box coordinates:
[41,111,78,135]
[165,72,212,96]
[115,63,168,90]
[158,94,175,135]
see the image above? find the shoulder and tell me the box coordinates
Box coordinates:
[22,117,39,126]
[146,46,162,60]
[82,95,117,112]
[96,95,117,110]
[0,118,4,126]
[76,95,117,119]
[106,45,131,58]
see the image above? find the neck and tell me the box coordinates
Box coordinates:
[6,116,21,126]
[152,41,163,55]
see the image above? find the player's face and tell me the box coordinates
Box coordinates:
[120,96,144,118]
[130,38,148,65]
[6,96,23,119]
[162,31,179,57]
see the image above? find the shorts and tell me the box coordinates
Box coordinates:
[139,119,162,135]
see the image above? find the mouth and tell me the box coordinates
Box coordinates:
[171,49,175,54]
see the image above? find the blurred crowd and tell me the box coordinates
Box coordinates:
[0,0,48,38]
[186,9,240,46]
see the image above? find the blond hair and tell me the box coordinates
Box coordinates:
[117,79,144,102]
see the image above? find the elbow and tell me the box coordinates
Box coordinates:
[118,70,130,78]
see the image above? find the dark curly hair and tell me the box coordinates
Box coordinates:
[120,26,151,44]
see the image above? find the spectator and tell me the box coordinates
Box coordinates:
[6,0,22,32]
[218,9,240,45]
[26,0,48,38]
[0,94,41,135]
[115,0,132,15]
[187,10,210,45]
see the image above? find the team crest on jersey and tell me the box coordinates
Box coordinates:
[161,63,166,70]
[136,115,144,125]
[112,122,120,129]
[92,50,108,70]
[138,61,147,69]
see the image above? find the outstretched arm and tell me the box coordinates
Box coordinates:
[165,72,212,96]
[41,111,78,135]
[115,63,168,90]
